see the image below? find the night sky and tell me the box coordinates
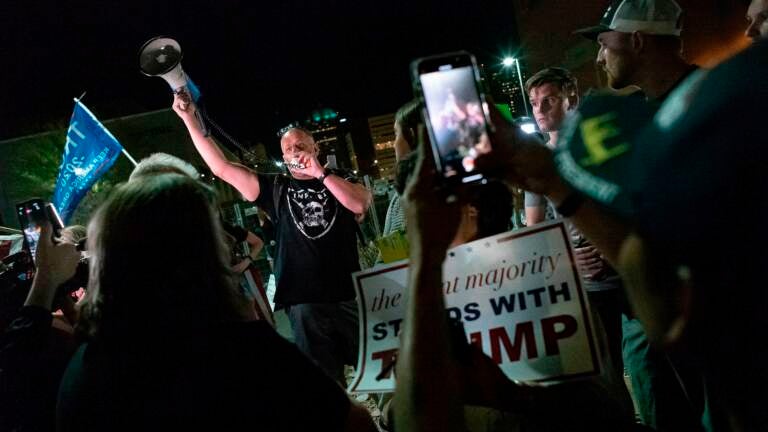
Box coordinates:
[0,0,519,146]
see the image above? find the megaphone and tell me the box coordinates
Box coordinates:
[139,36,208,134]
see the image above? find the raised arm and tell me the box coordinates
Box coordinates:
[172,92,261,201]
[321,174,371,215]
[24,222,80,310]
[294,153,372,215]
[395,129,464,432]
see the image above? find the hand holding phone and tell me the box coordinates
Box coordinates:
[16,199,64,266]
[412,51,493,186]
[23,221,81,309]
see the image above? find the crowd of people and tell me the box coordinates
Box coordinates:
[1,0,768,430]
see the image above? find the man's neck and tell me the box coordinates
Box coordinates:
[635,56,692,100]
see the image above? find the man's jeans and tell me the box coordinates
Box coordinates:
[285,300,359,385]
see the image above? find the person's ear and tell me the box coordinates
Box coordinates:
[400,126,417,150]
[566,91,579,112]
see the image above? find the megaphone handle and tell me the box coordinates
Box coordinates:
[176,87,209,137]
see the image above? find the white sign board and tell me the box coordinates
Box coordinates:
[348,220,600,393]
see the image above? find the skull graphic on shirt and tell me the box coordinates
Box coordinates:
[287,183,337,239]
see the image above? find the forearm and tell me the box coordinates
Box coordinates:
[322,174,371,214]
[547,182,630,267]
[180,115,261,201]
[245,232,264,259]
[24,271,60,310]
[525,205,546,226]
[181,115,231,176]
[395,256,463,432]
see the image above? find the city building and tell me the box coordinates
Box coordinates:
[367,113,397,181]
[304,107,357,170]
[480,60,530,119]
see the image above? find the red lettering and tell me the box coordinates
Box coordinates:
[489,321,537,364]
[541,314,578,356]
[372,348,399,380]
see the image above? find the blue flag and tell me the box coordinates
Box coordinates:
[52,101,123,223]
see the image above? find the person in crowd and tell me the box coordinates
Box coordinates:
[449,181,513,248]
[222,220,274,324]
[51,225,88,332]
[614,39,768,430]
[573,1,706,429]
[0,222,81,432]
[393,132,637,432]
[462,28,768,432]
[523,67,628,391]
[173,94,371,385]
[575,0,698,102]
[745,0,768,40]
[56,173,377,431]
[131,152,270,321]
[523,67,579,225]
[224,222,264,274]
[383,99,420,237]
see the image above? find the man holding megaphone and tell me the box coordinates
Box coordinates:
[172,88,371,386]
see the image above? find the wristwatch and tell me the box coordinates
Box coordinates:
[317,169,330,184]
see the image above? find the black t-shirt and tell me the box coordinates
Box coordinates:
[57,320,351,431]
[255,173,360,305]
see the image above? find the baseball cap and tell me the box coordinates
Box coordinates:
[574,0,683,40]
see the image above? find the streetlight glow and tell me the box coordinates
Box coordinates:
[500,55,530,117]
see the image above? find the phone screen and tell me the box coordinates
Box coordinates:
[16,200,46,263]
[15,200,62,263]
[417,55,490,183]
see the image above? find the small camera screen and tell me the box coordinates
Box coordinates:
[420,65,489,179]
[17,202,44,262]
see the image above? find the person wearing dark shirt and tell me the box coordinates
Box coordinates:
[573,1,704,429]
[173,93,371,385]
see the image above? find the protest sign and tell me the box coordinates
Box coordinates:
[348,220,600,393]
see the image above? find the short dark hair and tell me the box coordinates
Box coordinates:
[525,67,578,97]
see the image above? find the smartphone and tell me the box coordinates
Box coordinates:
[412,51,493,185]
[15,199,64,264]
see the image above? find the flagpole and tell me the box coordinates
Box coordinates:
[121,148,138,166]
